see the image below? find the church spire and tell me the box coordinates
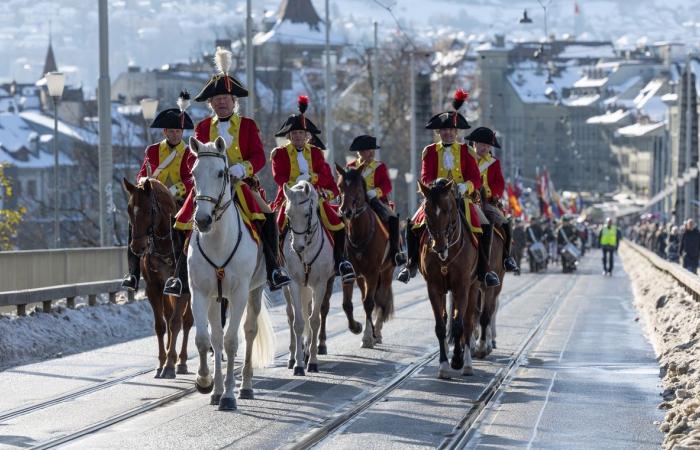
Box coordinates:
[43,21,58,75]
[277,0,322,30]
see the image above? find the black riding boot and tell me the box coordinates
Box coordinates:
[502,220,519,272]
[163,229,189,297]
[333,228,356,283]
[388,215,407,266]
[121,225,140,291]
[261,212,291,291]
[478,223,501,287]
[397,220,419,284]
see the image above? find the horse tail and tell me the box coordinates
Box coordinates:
[376,276,395,323]
[250,291,276,369]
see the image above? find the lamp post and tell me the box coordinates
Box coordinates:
[46,71,65,249]
[140,98,159,144]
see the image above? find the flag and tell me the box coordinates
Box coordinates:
[507,183,523,217]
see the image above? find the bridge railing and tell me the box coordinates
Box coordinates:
[623,240,700,301]
[0,247,132,316]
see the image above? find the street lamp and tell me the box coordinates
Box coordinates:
[140,98,158,144]
[46,71,65,248]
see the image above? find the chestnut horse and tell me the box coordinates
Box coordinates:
[474,223,506,358]
[123,177,193,378]
[417,179,479,378]
[336,164,392,349]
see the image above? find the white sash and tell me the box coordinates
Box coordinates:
[479,158,496,173]
[152,149,178,178]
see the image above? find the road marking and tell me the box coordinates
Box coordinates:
[526,371,557,450]
[558,301,581,363]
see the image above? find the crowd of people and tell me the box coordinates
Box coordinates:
[630,217,700,273]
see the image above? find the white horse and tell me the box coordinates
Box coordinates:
[282,182,336,375]
[187,136,275,411]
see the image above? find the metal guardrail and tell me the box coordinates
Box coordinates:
[624,240,700,301]
[0,280,134,316]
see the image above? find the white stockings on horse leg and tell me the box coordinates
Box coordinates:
[260,212,291,290]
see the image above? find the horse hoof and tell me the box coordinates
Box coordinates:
[293,367,306,376]
[361,339,374,349]
[451,357,464,371]
[350,322,363,335]
[462,365,474,376]
[318,344,327,355]
[307,363,319,373]
[287,359,295,369]
[210,393,222,405]
[161,367,176,379]
[218,397,237,411]
[437,362,454,380]
[176,364,188,375]
[238,388,255,400]
[491,340,497,349]
[195,380,214,394]
[154,368,163,378]
[374,336,383,344]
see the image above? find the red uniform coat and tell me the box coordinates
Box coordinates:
[479,158,505,200]
[346,159,392,201]
[136,141,196,200]
[194,116,265,177]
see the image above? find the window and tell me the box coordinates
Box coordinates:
[27,180,37,198]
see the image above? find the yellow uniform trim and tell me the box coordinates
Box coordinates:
[436,142,464,183]
[473,148,494,199]
[284,142,315,185]
[156,140,186,187]
[210,114,244,165]
[318,198,345,231]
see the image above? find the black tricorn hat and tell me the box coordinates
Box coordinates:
[349,134,381,152]
[310,133,326,150]
[275,96,322,137]
[150,108,194,129]
[425,88,471,130]
[465,126,501,148]
[194,47,249,101]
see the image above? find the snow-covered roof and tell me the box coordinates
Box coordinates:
[661,93,678,103]
[0,113,74,168]
[559,44,616,60]
[563,94,601,107]
[253,19,344,47]
[573,76,608,88]
[0,113,36,153]
[19,110,92,143]
[617,121,664,137]
[586,109,631,125]
[507,62,582,104]
[633,78,667,121]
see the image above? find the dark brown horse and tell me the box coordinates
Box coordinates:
[336,163,393,349]
[123,177,193,378]
[418,179,479,378]
[473,223,506,358]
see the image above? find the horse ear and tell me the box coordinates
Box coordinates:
[303,182,310,196]
[335,163,346,178]
[214,136,227,153]
[418,181,429,198]
[189,136,200,154]
[283,183,292,199]
[143,178,152,193]
[123,177,136,194]
[444,180,455,192]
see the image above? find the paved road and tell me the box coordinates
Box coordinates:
[0,252,662,449]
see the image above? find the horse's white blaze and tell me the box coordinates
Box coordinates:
[187,137,274,405]
[282,181,335,373]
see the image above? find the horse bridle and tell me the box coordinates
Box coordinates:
[425,197,463,262]
[288,196,324,286]
[194,151,233,225]
[130,184,174,262]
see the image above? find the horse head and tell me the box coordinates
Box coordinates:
[284,181,318,254]
[336,163,368,220]
[420,178,457,260]
[123,177,175,256]
[189,136,229,233]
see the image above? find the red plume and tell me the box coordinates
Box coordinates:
[298,95,309,114]
[452,89,469,111]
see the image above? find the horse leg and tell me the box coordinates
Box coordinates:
[301,286,313,364]
[490,295,499,350]
[146,286,167,378]
[177,296,193,374]
[476,290,496,359]
[207,299,225,406]
[342,280,363,334]
[162,296,179,379]
[373,270,394,344]
[361,277,378,349]
[289,283,307,376]
[307,283,325,373]
[283,286,297,369]
[220,290,247,411]
[450,289,467,371]
[462,283,480,375]
[318,276,333,355]
[427,285,451,379]
[240,289,260,400]
[192,291,214,395]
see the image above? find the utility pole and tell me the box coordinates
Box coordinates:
[684,56,692,222]
[246,0,255,119]
[324,0,334,166]
[409,51,417,213]
[98,0,113,246]
[372,21,381,160]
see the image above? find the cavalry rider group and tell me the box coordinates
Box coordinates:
[122,48,518,296]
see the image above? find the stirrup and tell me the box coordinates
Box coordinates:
[484,271,501,287]
[504,256,519,272]
[121,274,138,292]
[397,264,417,284]
[393,251,408,267]
[337,261,356,284]
[163,277,183,297]
[269,268,291,291]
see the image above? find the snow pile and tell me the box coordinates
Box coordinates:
[621,245,700,449]
[0,294,154,371]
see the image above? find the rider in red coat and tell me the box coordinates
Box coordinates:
[397,89,500,287]
[122,92,196,295]
[270,96,355,283]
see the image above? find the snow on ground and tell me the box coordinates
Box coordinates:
[0,293,154,372]
[620,244,700,449]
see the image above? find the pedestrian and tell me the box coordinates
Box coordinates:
[599,217,621,276]
[667,225,680,263]
[680,219,700,274]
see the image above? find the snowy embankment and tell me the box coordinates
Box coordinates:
[0,293,154,372]
[620,244,700,449]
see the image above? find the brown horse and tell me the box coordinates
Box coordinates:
[123,177,194,378]
[474,222,506,358]
[336,164,393,349]
[417,179,480,378]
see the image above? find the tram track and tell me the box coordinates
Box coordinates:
[285,272,555,449]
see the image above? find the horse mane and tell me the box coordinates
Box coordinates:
[425,178,453,205]
[137,178,176,216]
[341,167,367,192]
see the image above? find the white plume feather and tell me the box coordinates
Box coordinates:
[214,47,232,75]
[177,90,190,112]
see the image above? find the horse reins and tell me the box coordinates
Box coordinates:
[130,184,174,266]
[289,197,324,287]
[193,150,243,303]
[425,197,465,275]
